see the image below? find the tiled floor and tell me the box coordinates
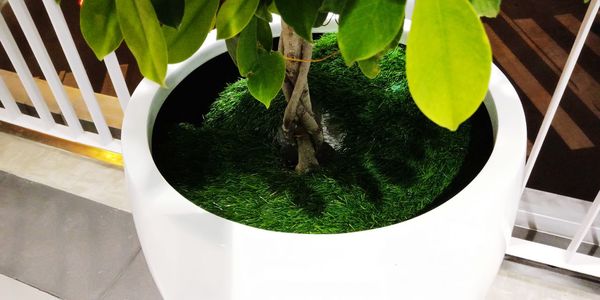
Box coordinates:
[0,171,160,299]
[0,274,58,300]
[0,133,599,299]
[489,258,600,299]
[0,132,129,212]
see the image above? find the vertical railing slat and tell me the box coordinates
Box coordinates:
[104,52,130,112]
[0,15,54,127]
[0,76,22,119]
[522,0,600,189]
[41,0,113,144]
[7,0,83,136]
[565,190,600,261]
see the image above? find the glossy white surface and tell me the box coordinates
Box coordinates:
[123,19,527,300]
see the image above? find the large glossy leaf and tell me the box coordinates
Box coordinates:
[237,18,258,76]
[225,37,239,66]
[407,0,492,131]
[256,18,273,50]
[338,0,406,65]
[313,12,329,27]
[274,0,323,42]
[151,0,184,28]
[470,0,501,17]
[385,24,404,51]
[116,0,167,85]
[267,1,279,14]
[248,51,285,108]
[162,0,219,63]
[80,0,123,60]
[357,56,380,79]
[216,0,260,40]
[356,21,403,79]
[255,0,273,22]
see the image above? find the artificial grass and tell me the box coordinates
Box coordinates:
[153,34,483,234]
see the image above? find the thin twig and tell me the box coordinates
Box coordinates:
[284,51,338,63]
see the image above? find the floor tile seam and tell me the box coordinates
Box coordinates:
[505,255,600,285]
[9,169,129,213]
[0,169,130,213]
[1,273,63,299]
[96,247,142,300]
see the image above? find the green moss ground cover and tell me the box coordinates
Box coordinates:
[153,34,487,234]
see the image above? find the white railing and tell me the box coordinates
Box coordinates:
[508,0,600,277]
[0,0,127,152]
[0,0,598,277]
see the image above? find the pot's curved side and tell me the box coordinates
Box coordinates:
[123,18,526,300]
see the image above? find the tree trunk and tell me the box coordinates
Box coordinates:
[279,22,323,174]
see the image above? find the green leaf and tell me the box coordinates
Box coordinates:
[248,51,285,108]
[407,0,492,131]
[80,0,123,60]
[313,12,329,27]
[338,0,406,65]
[267,1,279,14]
[255,0,273,22]
[357,56,380,79]
[356,22,402,80]
[256,17,273,50]
[150,0,184,28]
[162,0,219,63]
[216,0,260,40]
[274,0,323,42]
[237,18,258,76]
[226,37,239,66]
[469,0,501,18]
[320,0,347,14]
[356,21,402,80]
[385,23,404,51]
[116,0,167,85]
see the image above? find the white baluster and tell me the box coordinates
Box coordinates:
[566,190,600,261]
[0,76,21,119]
[7,0,83,136]
[104,52,130,112]
[41,0,113,144]
[0,15,54,127]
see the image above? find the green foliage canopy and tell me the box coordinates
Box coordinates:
[80,0,503,130]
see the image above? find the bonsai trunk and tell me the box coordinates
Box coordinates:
[279,22,324,174]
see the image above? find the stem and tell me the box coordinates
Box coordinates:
[296,130,319,174]
[279,22,323,174]
[282,64,309,131]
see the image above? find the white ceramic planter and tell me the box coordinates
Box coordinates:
[123,18,526,300]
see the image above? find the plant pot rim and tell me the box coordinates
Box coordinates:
[123,17,526,236]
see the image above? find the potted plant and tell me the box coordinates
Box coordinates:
[80,0,526,299]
